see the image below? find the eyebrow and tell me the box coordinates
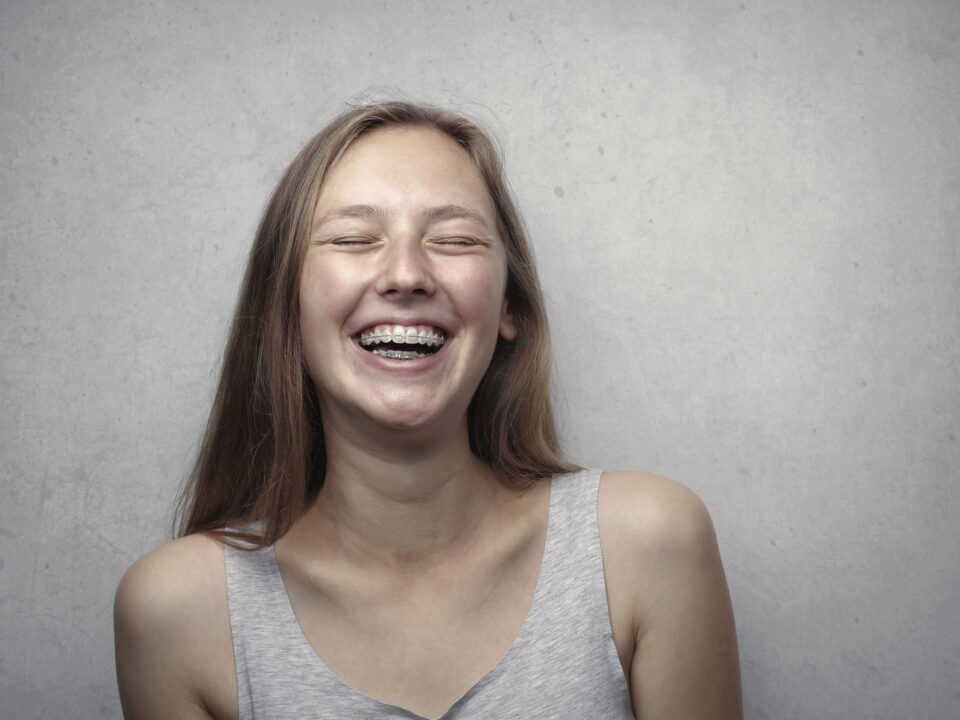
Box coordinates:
[313,204,385,229]
[421,204,491,229]
[313,203,492,231]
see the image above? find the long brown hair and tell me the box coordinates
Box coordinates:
[176,101,579,547]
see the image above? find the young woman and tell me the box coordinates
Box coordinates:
[114,101,742,719]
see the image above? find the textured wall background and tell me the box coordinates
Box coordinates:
[2,1,958,718]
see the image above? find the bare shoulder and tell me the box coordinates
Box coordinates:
[116,533,227,619]
[599,470,715,546]
[598,469,729,618]
[598,470,742,719]
[114,534,237,719]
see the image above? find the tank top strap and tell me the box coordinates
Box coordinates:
[224,539,350,718]
[504,467,610,646]
[446,467,633,718]
[538,467,608,600]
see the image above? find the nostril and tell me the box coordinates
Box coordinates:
[378,277,436,296]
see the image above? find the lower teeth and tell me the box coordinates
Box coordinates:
[372,349,426,360]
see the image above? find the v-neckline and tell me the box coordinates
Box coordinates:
[266,475,557,720]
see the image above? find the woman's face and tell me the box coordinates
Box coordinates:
[300,125,517,436]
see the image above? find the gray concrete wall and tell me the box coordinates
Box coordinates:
[2,1,957,718]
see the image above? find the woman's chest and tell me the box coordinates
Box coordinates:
[282,517,547,718]
[306,593,532,717]
[231,475,640,719]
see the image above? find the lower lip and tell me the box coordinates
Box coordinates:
[352,337,450,374]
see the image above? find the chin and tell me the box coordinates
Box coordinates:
[365,398,464,437]
[373,409,443,432]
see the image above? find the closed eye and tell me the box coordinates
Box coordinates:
[330,236,377,246]
[431,236,488,247]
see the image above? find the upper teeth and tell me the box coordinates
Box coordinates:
[358,324,446,347]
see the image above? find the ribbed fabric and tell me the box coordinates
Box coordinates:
[224,468,635,719]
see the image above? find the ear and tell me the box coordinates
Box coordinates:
[499,297,518,341]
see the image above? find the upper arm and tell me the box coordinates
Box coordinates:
[602,472,742,720]
[114,534,236,720]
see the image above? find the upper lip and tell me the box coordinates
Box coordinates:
[350,317,453,337]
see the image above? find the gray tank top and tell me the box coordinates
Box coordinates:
[224,468,635,719]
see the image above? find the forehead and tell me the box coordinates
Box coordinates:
[314,126,496,220]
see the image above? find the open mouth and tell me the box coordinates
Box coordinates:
[355,324,446,361]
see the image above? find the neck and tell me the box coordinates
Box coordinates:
[294,417,511,573]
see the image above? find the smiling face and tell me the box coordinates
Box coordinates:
[299,125,517,439]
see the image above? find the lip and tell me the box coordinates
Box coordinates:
[350,316,452,338]
[351,331,451,374]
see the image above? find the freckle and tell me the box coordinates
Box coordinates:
[857,48,863,56]
[600,112,607,119]
[553,186,565,198]
[598,144,604,155]
[51,156,59,165]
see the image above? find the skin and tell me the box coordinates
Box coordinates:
[114,126,741,719]
[296,127,519,552]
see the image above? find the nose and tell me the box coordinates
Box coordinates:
[375,237,437,297]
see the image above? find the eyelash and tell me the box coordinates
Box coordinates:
[328,236,483,248]
[432,236,482,246]
[330,236,375,246]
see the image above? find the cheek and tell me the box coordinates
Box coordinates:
[299,259,362,329]
[453,263,509,323]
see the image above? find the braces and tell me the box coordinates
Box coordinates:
[372,348,428,360]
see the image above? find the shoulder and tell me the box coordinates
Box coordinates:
[598,471,742,718]
[597,470,725,626]
[114,534,237,719]
[117,532,226,608]
[598,470,716,556]
[115,533,228,642]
